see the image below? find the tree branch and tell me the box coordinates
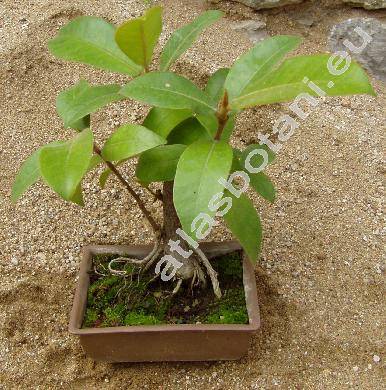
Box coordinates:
[93,144,161,233]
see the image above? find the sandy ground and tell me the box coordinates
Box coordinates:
[0,0,385,388]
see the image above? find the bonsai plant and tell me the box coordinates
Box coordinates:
[12,7,374,361]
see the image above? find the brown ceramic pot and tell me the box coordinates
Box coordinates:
[69,240,260,362]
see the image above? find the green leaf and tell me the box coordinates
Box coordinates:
[99,168,112,189]
[196,111,236,142]
[205,68,229,103]
[120,72,216,115]
[240,144,276,167]
[234,146,276,203]
[223,192,262,262]
[220,113,236,142]
[48,16,142,75]
[250,172,276,203]
[231,54,376,109]
[101,124,166,161]
[174,140,233,238]
[167,117,212,145]
[115,6,162,68]
[11,149,41,203]
[11,141,66,202]
[196,113,218,138]
[39,129,94,201]
[136,144,186,183]
[70,184,84,206]
[70,115,90,132]
[225,35,302,102]
[87,154,103,171]
[143,107,191,138]
[160,10,223,71]
[57,80,124,129]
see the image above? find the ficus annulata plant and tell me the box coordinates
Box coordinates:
[12,7,374,297]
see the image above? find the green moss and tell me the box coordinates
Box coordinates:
[124,311,161,325]
[206,308,248,324]
[215,251,243,279]
[102,303,126,326]
[82,250,248,328]
[202,288,248,324]
[83,308,98,327]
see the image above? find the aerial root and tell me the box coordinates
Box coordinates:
[193,247,222,299]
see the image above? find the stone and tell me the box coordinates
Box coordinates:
[373,354,381,362]
[231,19,268,43]
[329,18,386,82]
[342,0,386,9]
[231,0,304,9]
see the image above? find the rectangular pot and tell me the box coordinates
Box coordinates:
[69,240,260,362]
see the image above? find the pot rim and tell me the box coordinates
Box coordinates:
[69,240,260,335]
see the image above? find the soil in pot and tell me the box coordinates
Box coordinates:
[83,250,248,328]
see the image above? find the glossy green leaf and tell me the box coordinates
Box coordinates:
[174,140,233,237]
[220,113,236,142]
[225,35,302,102]
[115,6,162,68]
[11,141,66,202]
[143,107,191,138]
[234,146,276,203]
[120,72,216,115]
[195,111,236,142]
[196,113,218,138]
[57,80,124,129]
[240,144,276,167]
[101,124,166,161]
[160,10,223,71]
[250,172,276,203]
[167,117,211,145]
[205,68,229,103]
[231,54,375,109]
[223,192,262,262]
[39,129,94,201]
[11,149,41,203]
[87,154,103,171]
[48,16,142,75]
[70,115,90,132]
[136,144,186,183]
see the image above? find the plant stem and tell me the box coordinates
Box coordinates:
[214,90,230,141]
[93,144,161,233]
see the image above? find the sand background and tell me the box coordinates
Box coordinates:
[0,0,385,388]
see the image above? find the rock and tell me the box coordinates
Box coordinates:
[293,14,316,27]
[342,0,386,9]
[231,19,268,43]
[329,18,386,82]
[231,0,304,9]
[373,354,381,362]
[11,257,19,266]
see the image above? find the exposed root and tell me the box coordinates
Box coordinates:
[193,247,222,299]
[172,279,183,295]
[108,258,134,276]
[106,234,221,300]
[107,234,162,276]
[190,270,197,291]
[142,243,164,273]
